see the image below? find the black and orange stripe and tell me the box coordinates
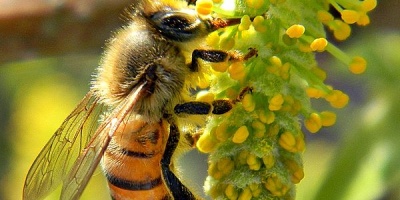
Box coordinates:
[102,119,171,200]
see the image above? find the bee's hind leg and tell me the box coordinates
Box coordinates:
[161,120,197,199]
[162,86,253,198]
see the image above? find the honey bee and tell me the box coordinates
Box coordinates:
[23,0,257,199]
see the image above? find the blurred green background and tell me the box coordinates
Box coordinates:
[1,0,399,200]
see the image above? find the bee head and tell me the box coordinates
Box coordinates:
[129,0,226,42]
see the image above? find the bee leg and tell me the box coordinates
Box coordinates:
[175,86,253,117]
[189,48,258,71]
[161,122,196,199]
[175,86,252,116]
[174,100,233,116]
[175,86,253,145]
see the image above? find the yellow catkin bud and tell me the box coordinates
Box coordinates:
[254,25,267,33]
[269,104,281,111]
[208,162,223,179]
[280,62,291,80]
[247,154,261,170]
[218,157,234,175]
[286,24,305,38]
[246,0,263,9]
[349,56,367,74]
[249,183,261,197]
[285,160,304,184]
[357,14,370,26]
[306,87,325,98]
[215,122,230,142]
[333,20,351,40]
[196,91,215,102]
[262,154,275,169]
[232,126,250,143]
[298,40,313,52]
[282,95,298,114]
[325,90,349,108]
[361,0,377,12]
[296,135,305,152]
[259,110,275,124]
[269,93,284,111]
[279,131,304,152]
[252,188,262,197]
[310,38,328,52]
[317,10,334,24]
[292,167,305,184]
[239,15,251,31]
[269,56,282,67]
[320,111,336,127]
[237,150,249,165]
[212,62,229,72]
[252,16,266,32]
[267,123,280,136]
[197,131,217,153]
[249,183,258,191]
[208,162,216,173]
[311,66,327,80]
[238,187,252,200]
[252,120,265,138]
[304,112,322,133]
[266,65,279,74]
[197,75,211,88]
[219,34,235,50]
[211,170,223,180]
[206,31,220,46]
[292,99,302,114]
[228,62,246,80]
[341,10,360,24]
[264,175,289,197]
[242,93,255,112]
[196,0,213,16]
[279,131,296,151]
[270,94,284,105]
[249,161,261,170]
[225,184,239,200]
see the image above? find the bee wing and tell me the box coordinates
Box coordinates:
[24,82,149,200]
[59,112,113,200]
[23,91,105,200]
[60,82,149,199]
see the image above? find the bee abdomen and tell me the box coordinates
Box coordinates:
[102,119,170,200]
[104,167,163,190]
[120,148,157,158]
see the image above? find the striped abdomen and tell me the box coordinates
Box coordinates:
[102,118,170,200]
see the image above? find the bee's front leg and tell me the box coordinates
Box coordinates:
[189,48,258,71]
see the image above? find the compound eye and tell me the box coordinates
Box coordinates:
[151,10,202,41]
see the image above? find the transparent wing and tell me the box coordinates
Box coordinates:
[23,91,106,200]
[24,82,149,200]
[60,82,149,199]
